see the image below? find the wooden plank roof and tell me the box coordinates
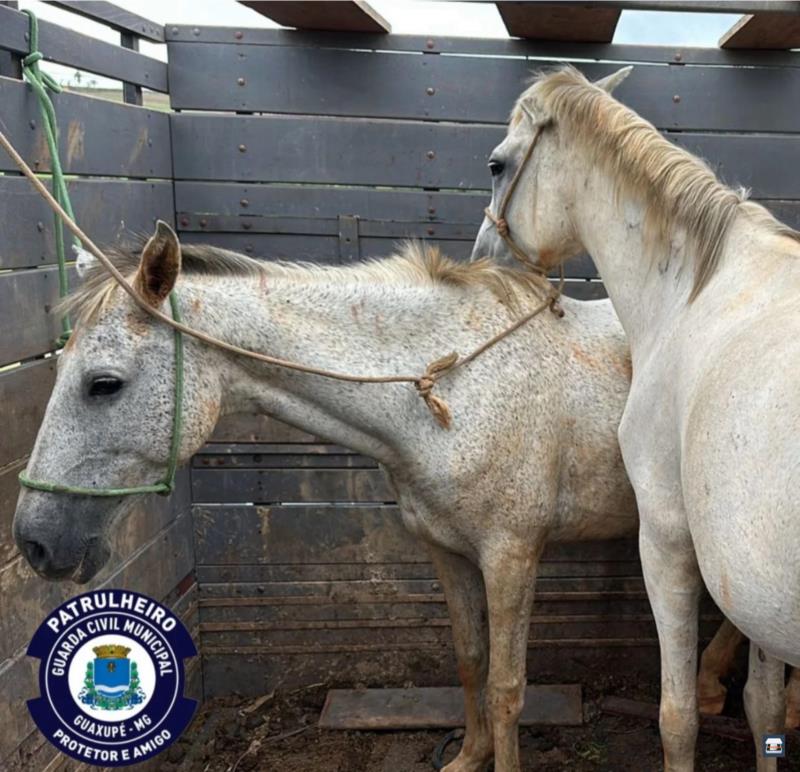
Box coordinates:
[496,2,621,42]
[720,10,800,49]
[238,1,390,33]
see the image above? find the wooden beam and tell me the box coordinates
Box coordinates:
[238,1,390,33]
[720,11,800,49]
[48,1,164,43]
[496,2,621,43]
[320,685,583,729]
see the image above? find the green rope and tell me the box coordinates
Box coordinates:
[18,292,185,497]
[21,9,78,347]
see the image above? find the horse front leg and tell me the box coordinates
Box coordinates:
[697,618,744,715]
[428,544,493,772]
[481,533,545,772]
[743,644,785,772]
[639,517,703,772]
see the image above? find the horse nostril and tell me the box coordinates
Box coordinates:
[24,539,49,571]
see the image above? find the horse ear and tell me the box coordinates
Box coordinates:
[135,220,181,306]
[595,66,633,94]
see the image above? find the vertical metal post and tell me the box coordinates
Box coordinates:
[0,1,22,79]
[120,31,143,105]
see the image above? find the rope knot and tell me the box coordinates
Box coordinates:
[496,218,509,237]
[22,51,43,67]
[415,351,459,430]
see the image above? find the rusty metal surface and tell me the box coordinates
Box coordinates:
[319,685,583,729]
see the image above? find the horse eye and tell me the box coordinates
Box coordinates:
[488,159,504,177]
[89,377,124,397]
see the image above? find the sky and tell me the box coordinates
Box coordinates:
[16,0,742,88]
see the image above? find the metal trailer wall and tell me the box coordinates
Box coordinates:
[0,5,199,770]
[166,28,800,699]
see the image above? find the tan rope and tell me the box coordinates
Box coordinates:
[0,128,561,430]
[483,118,553,274]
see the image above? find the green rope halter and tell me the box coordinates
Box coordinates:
[16,12,186,497]
[18,293,185,497]
[21,9,77,346]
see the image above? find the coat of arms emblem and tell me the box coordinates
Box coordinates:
[79,644,146,710]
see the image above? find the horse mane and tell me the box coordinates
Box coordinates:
[64,239,549,326]
[517,65,800,300]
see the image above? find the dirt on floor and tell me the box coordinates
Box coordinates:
[154,671,800,771]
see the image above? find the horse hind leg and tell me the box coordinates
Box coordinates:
[697,618,744,715]
[743,644,785,772]
[785,668,800,729]
[428,545,493,772]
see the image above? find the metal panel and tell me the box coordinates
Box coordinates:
[171,114,800,198]
[0,359,56,469]
[168,43,800,132]
[48,1,165,43]
[192,468,394,504]
[0,177,173,270]
[0,5,167,91]
[0,269,65,365]
[163,26,800,67]
[0,76,172,178]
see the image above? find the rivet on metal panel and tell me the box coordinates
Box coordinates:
[240,198,249,208]
[426,87,435,96]
[199,218,208,228]
[673,94,681,103]
[238,144,247,153]
[428,206,436,215]
[427,227,435,236]
[674,51,683,62]
[431,582,441,591]
[235,30,244,40]
[242,221,252,230]
[237,77,246,86]
[192,27,200,36]
[426,38,435,50]
[426,150,435,160]
[171,26,179,35]
[180,217,189,227]
[36,221,44,232]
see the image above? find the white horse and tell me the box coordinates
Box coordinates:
[472,65,800,771]
[13,229,637,771]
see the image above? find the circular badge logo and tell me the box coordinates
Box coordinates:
[27,589,197,766]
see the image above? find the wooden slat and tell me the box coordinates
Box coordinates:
[0,5,167,91]
[496,2,620,43]
[48,0,165,43]
[0,76,171,178]
[0,177,173,270]
[319,684,582,729]
[239,1,390,33]
[164,26,800,67]
[171,114,800,198]
[720,12,800,49]
[0,359,56,468]
[0,268,73,365]
[167,42,800,133]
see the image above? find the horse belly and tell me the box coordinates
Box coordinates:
[682,331,800,665]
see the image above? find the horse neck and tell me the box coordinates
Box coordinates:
[183,271,476,465]
[569,165,697,353]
